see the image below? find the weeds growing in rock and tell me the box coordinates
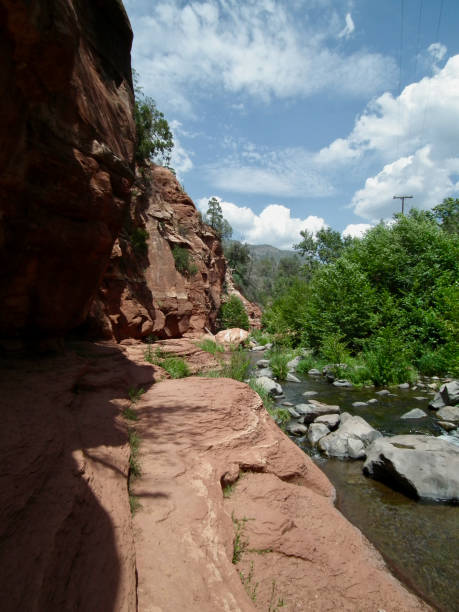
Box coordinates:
[232,514,250,564]
[196,338,225,355]
[268,581,285,611]
[172,245,198,277]
[238,562,258,602]
[128,386,145,403]
[128,428,141,479]
[223,482,236,498]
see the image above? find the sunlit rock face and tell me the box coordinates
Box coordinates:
[0,0,136,339]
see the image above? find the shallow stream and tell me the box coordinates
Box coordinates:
[251,356,459,611]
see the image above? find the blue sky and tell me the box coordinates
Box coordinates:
[124,0,459,248]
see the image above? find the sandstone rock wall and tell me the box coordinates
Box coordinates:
[0,0,136,340]
[89,164,229,340]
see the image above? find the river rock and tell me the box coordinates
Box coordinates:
[333,379,353,388]
[352,401,368,407]
[287,356,302,371]
[287,407,301,419]
[314,414,340,430]
[440,381,459,406]
[367,398,378,405]
[282,401,294,407]
[363,435,459,502]
[256,359,270,368]
[375,389,390,396]
[251,345,267,352]
[437,406,459,422]
[286,423,308,436]
[286,373,301,383]
[400,408,427,419]
[302,391,318,397]
[428,392,445,410]
[294,401,340,424]
[414,396,427,401]
[256,376,283,396]
[308,368,321,376]
[254,367,274,378]
[318,414,381,459]
[398,383,410,389]
[308,423,330,446]
[438,421,457,432]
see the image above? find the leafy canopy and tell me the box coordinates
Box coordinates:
[133,70,173,166]
[205,197,233,240]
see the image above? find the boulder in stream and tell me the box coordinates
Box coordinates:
[256,376,283,396]
[295,401,340,424]
[308,423,330,446]
[436,405,459,422]
[363,435,459,502]
[286,373,301,383]
[308,368,321,376]
[318,413,381,460]
[400,408,427,419]
[286,423,308,436]
[314,414,340,430]
[254,367,274,378]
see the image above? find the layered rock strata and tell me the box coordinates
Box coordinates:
[0,0,136,340]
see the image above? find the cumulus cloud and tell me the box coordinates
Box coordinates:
[318,55,459,220]
[128,1,396,114]
[169,121,193,176]
[342,223,372,238]
[338,13,355,39]
[197,196,326,249]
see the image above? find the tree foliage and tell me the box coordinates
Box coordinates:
[219,295,249,330]
[263,207,459,378]
[224,241,251,289]
[133,70,174,166]
[205,197,232,239]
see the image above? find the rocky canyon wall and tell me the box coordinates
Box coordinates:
[0,0,136,341]
[88,164,228,340]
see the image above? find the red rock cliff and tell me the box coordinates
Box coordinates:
[0,0,136,340]
[88,164,228,340]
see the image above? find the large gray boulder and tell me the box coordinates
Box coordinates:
[400,408,427,419]
[437,406,459,422]
[308,423,330,446]
[294,400,340,424]
[363,435,459,502]
[318,414,381,459]
[256,376,283,396]
[440,381,459,406]
[254,367,273,378]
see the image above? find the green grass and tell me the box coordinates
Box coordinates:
[204,350,251,382]
[196,338,225,354]
[268,351,291,381]
[232,514,251,564]
[238,562,258,602]
[129,494,141,514]
[128,428,141,479]
[223,482,236,498]
[160,356,190,379]
[268,581,285,611]
[122,406,138,421]
[250,329,272,345]
[128,386,145,402]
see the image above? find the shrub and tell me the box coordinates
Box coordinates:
[161,357,190,379]
[363,329,417,386]
[220,295,249,330]
[269,351,290,381]
[197,338,225,354]
[129,227,149,254]
[172,245,198,277]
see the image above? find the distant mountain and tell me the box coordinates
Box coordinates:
[237,243,298,262]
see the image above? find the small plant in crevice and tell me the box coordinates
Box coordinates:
[223,482,236,498]
[127,427,141,515]
[268,580,285,611]
[128,386,145,403]
[232,513,251,564]
[161,356,190,379]
[238,562,258,603]
[129,226,149,254]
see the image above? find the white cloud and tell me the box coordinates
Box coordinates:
[206,144,334,197]
[428,42,447,63]
[128,1,396,114]
[197,196,326,249]
[342,223,372,238]
[169,121,193,176]
[319,55,459,219]
[338,13,355,39]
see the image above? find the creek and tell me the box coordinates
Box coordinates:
[250,356,459,612]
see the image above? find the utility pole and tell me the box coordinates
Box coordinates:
[393,195,413,215]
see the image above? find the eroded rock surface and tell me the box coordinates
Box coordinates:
[132,377,430,611]
[0,0,136,339]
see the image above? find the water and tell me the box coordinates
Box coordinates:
[251,357,459,611]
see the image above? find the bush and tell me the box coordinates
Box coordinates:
[172,246,198,277]
[197,338,225,355]
[220,295,249,330]
[161,357,190,379]
[269,351,291,381]
[363,329,417,386]
[204,349,250,382]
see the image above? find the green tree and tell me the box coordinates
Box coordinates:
[295,227,351,266]
[219,295,249,330]
[133,70,174,165]
[225,241,251,289]
[432,197,459,234]
[205,197,233,240]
